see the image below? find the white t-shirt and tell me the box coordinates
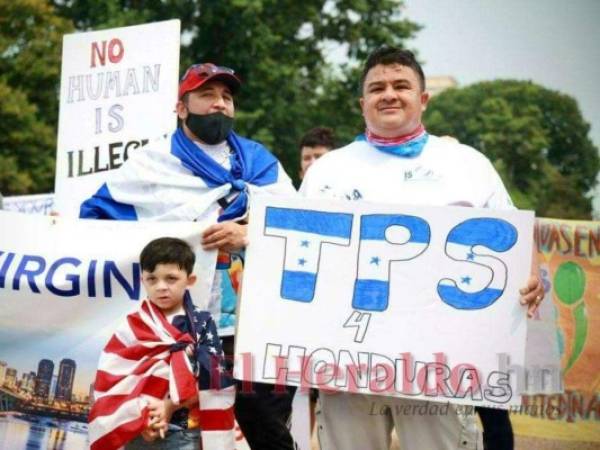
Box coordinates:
[300,135,513,210]
[164,305,186,324]
[193,140,232,170]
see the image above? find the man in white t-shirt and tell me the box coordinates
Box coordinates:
[300,47,543,450]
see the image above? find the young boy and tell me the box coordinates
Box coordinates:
[88,237,235,450]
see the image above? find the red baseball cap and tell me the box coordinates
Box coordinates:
[178,63,241,99]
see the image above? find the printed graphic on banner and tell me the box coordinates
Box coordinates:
[235,196,535,407]
[0,211,215,449]
[54,20,180,216]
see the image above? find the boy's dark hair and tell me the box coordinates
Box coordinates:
[140,237,195,274]
[360,46,426,92]
[299,127,336,150]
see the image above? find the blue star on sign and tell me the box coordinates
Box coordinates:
[301,240,310,247]
[461,276,472,285]
[466,252,475,261]
[370,256,380,265]
[298,258,307,266]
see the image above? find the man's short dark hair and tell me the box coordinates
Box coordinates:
[360,46,426,92]
[299,127,336,151]
[140,237,195,274]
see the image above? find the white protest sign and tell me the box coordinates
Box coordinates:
[54,20,180,216]
[3,193,55,215]
[235,196,535,407]
[0,211,214,448]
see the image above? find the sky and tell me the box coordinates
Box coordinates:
[399,0,600,216]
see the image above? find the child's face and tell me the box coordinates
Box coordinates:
[141,263,196,315]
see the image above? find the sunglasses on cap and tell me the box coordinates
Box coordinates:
[180,63,236,81]
[179,63,241,99]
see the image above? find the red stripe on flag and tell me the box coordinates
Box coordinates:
[129,356,168,375]
[90,413,147,450]
[104,341,168,361]
[93,370,125,393]
[147,299,187,337]
[89,375,169,422]
[127,312,161,342]
[88,376,169,422]
[170,351,198,402]
[104,334,126,353]
[198,406,235,431]
[94,356,169,392]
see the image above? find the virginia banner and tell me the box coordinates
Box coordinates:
[0,211,216,449]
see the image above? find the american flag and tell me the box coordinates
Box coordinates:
[88,298,235,450]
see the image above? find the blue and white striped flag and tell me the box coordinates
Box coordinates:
[80,129,294,222]
[353,215,431,312]
[264,207,353,302]
[437,218,517,310]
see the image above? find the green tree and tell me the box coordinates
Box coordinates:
[0,0,73,194]
[424,80,599,219]
[51,0,420,183]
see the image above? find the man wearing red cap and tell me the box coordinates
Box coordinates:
[81,63,297,449]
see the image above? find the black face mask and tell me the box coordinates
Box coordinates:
[185,111,234,145]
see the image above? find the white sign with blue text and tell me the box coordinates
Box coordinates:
[235,196,534,407]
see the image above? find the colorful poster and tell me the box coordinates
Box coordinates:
[517,218,600,422]
[235,196,535,407]
[53,20,180,217]
[534,218,600,393]
[0,211,216,449]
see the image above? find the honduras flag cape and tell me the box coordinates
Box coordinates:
[80,128,294,222]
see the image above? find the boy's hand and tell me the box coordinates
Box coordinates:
[140,427,160,442]
[146,398,176,438]
[202,221,248,252]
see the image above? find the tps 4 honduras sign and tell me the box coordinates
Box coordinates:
[235,196,535,407]
[54,20,180,216]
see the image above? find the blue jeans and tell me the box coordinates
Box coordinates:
[125,428,200,449]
